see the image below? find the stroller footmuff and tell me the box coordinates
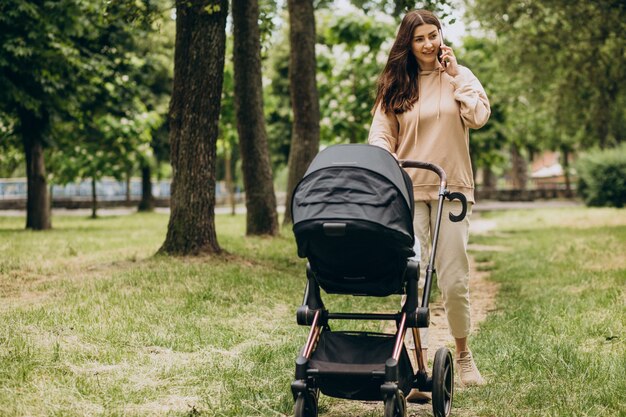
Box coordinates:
[290,144,467,417]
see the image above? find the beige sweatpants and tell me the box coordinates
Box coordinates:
[402,200,472,349]
[406,199,473,349]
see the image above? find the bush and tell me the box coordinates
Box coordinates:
[576,144,626,208]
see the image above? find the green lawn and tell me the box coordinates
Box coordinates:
[1,208,624,416]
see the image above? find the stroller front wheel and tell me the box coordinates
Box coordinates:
[294,389,318,417]
[432,347,454,417]
[384,391,406,417]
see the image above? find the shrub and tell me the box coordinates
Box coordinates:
[576,144,626,208]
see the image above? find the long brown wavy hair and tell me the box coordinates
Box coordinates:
[373,10,442,115]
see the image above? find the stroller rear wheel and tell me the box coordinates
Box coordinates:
[294,389,318,417]
[432,347,453,417]
[383,391,406,417]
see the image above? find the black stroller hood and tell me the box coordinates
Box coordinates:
[291,145,415,294]
[299,144,413,210]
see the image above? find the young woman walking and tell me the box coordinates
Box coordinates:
[368,9,491,400]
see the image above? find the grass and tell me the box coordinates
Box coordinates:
[1,207,625,416]
[463,208,626,417]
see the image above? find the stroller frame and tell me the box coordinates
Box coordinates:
[291,159,468,417]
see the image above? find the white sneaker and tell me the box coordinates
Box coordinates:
[455,351,486,386]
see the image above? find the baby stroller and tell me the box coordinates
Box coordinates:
[290,144,468,417]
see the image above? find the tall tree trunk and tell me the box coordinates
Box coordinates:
[224,151,236,216]
[20,108,51,230]
[159,0,228,255]
[510,143,527,190]
[232,0,278,235]
[138,164,154,212]
[283,0,321,225]
[91,177,98,219]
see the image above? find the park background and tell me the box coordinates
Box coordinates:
[2,0,624,225]
[1,0,625,416]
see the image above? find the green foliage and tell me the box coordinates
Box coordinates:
[0,115,22,177]
[263,20,293,170]
[0,0,173,187]
[467,0,626,151]
[0,0,89,148]
[576,144,626,208]
[316,8,396,144]
[457,36,507,173]
[348,0,456,18]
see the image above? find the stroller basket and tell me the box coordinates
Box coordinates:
[309,331,412,401]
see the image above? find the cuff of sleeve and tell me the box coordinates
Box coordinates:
[369,138,392,153]
[450,69,472,89]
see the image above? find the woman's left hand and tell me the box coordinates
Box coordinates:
[440,45,459,77]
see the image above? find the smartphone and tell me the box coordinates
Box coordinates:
[438,29,447,68]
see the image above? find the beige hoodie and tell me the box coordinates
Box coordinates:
[368,65,490,203]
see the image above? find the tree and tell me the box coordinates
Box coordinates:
[283,0,321,226]
[159,0,228,255]
[135,5,175,212]
[232,0,279,235]
[467,0,626,151]
[217,47,240,216]
[0,0,87,229]
[1,0,169,226]
[44,0,165,218]
[49,110,158,218]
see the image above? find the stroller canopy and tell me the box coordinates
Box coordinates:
[301,144,413,209]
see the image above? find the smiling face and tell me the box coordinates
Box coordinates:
[411,23,442,70]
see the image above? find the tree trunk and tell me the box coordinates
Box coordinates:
[510,143,527,190]
[159,0,228,255]
[125,172,131,203]
[224,151,236,216]
[91,177,98,219]
[482,166,496,192]
[20,108,51,230]
[232,0,279,235]
[283,0,321,225]
[561,147,573,197]
[138,164,154,212]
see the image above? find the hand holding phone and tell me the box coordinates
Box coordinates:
[438,29,447,68]
[438,29,459,76]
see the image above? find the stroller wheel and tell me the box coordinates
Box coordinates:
[432,347,454,417]
[294,389,318,417]
[384,391,406,417]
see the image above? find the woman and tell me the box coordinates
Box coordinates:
[368,9,490,395]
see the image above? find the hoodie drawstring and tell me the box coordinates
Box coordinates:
[414,80,421,150]
[415,69,443,149]
[437,68,442,120]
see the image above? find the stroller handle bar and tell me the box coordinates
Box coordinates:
[399,160,447,188]
[398,160,468,223]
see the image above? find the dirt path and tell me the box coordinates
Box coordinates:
[320,215,500,417]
